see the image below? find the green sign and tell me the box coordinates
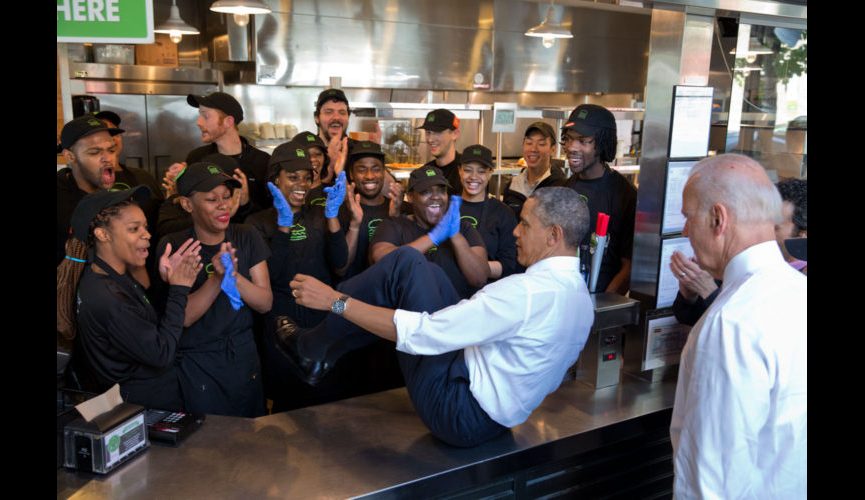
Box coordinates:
[57,0,153,44]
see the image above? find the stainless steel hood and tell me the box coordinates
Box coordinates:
[251,0,650,93]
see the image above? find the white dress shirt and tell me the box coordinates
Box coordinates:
[670,241,807,499]
[393,256,594,427]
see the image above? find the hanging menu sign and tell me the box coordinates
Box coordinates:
[669,86,713,159]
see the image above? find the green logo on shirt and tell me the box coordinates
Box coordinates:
[368,218,382,240]
[460,215,478,229]
[310,197,326,207]
[290,223,307,241]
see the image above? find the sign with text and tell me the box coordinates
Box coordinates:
[57,0,153,44]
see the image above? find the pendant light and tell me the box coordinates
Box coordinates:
[525,1,573,48]
[154,0,200,44]
[210,0,272,27]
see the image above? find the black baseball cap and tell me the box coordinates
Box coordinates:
[187,92,244,124]
[60,116,124,151]
[269,140,314,178]
[93,110,121,127]
[348,140,385,164]
[71,185,151,241]
[176,161,242,197]
[417,109,460,132]
[315,88,349,113]
[292,130,330,162]
[784,237,807,261]
[408,165,450,192]
[199,153,241,175]
[461,144,493,169]
[525,121,556,141]
[561,104,616,137]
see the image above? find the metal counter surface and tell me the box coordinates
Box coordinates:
[58,378,675,498]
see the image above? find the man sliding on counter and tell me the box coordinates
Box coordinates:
[270,186,594,447]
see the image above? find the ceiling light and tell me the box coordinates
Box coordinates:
[154,0,199,44]
[210,0,271,27]
[525,2,573,48]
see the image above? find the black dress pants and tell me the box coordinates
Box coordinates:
[298,247,508,447]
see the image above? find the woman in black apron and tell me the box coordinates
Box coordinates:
[155,161,273,417]
[69,186,202,410]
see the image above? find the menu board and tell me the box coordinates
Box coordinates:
[669,86,713,159]
[662,160,698,234]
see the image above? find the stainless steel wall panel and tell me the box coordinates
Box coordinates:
[95,95,149,172]
[256,1,494,89]
[492,2,650,93]
[630,9,686,300]
[145,95,204,180]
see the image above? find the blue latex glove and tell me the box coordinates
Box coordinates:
[267,181,294,227]
[323,171,347,218]
[428,195,463,246]
[220,253,244,311]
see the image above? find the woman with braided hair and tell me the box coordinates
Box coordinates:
[60,186,202,410]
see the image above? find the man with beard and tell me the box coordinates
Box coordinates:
[370,166,488,299]
[57,116,124,265]
[339,140,405,280]
[560,104,636,295]
[417,109,463,196]
[185,92,271,212]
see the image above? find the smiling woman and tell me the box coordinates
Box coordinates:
[58,186,202,410]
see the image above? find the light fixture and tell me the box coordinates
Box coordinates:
[154,0,199,44]
[210,0,272,27]
[525,1,573,48]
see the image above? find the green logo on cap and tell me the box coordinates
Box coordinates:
[472,148,482,155]
[305,134,315,142]
[425,169,436,177]
[296,149,306,158]
[577,109,589,119]
[87,118,102,127]
[427,113,435,122]
[207,165,221,175]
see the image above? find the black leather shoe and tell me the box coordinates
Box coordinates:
[272,316,333,386]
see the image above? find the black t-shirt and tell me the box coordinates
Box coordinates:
[257,206,348,327]
[155,224,269,417]
[76,261,189,410]
[422,152,462,196]
[306,184,328,208]
[562,165,637,292]
[459,197,523,279]
[186,137,272,213]
[371,215,485,299]
[338,201,392,280]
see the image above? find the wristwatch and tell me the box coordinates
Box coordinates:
[331,294,350,315]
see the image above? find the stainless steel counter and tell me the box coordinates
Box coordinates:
[58,378,676,499]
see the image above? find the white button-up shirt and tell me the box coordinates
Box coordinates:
[393,256,594,427]
[670,241,807,499]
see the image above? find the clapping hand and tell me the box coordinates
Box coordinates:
[428,195,462,246]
